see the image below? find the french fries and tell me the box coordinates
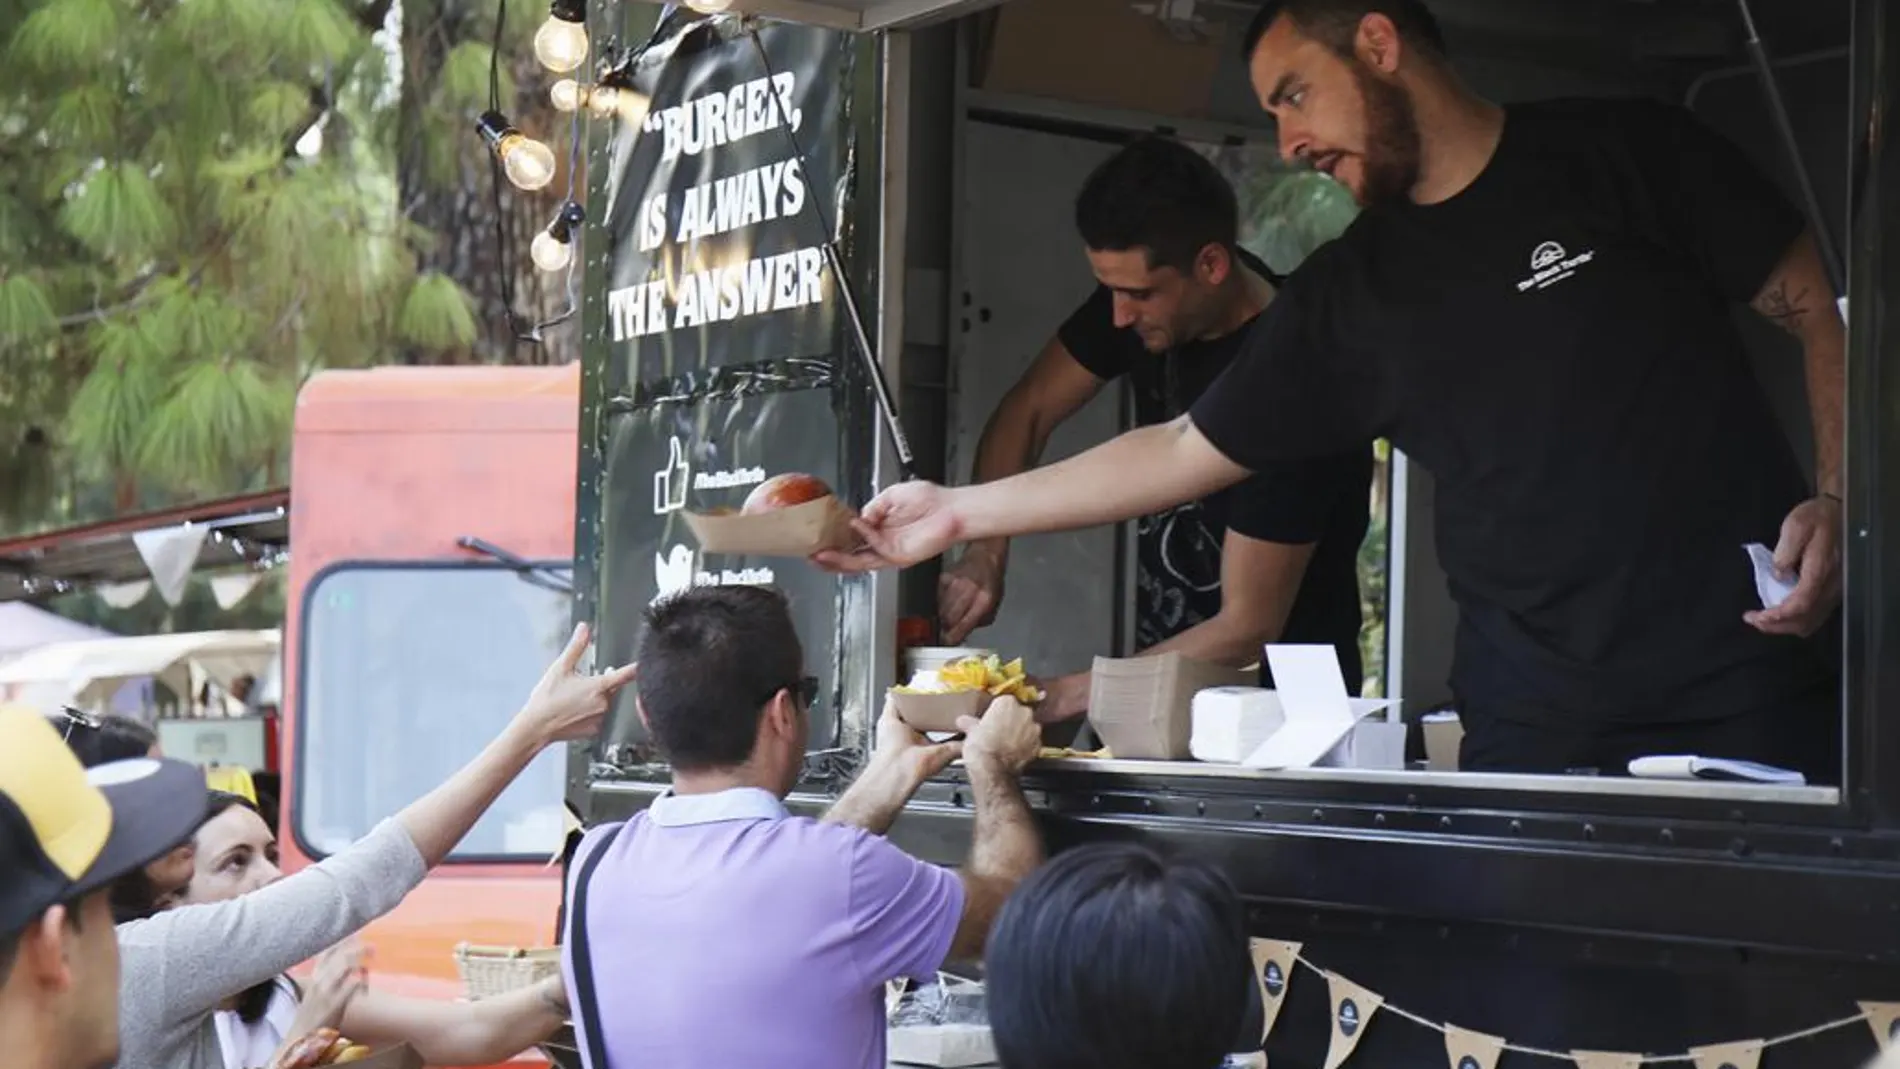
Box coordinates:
[895,654,1043,705]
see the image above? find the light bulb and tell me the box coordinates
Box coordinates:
[531,229,573,271]
[532,202,586,273]
[550,78,583,112]
[532,0,589,73]
[476,111,558,191]
[533,17,589,73]
[685,0,733,11]
[585,86,619,117]
[499,133,557,190]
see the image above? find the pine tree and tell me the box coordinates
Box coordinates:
[0,0,575,533]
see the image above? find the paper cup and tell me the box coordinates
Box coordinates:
[681,495,857,557]
[1420,711,1463,772]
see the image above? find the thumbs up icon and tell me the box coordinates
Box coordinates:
[653,436,691,515]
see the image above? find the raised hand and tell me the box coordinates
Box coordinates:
[516,623,640,745]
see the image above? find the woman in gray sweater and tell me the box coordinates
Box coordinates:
[112,624,635,1069]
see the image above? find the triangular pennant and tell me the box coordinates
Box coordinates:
[1689,1040,1763,1069]
[133,524,208,607]
[1863,1003,1900,1050]
[210,572,262,610]
[1572,1051,1644,1069]
[96,580,151,609]
[1323,972,1383,1069]
[1444,1025,1504,1069]
[1250,939,1302,1041]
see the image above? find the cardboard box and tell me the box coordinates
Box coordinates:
[976,0,1222,120]
[681,495,856,557]
[1088,653,1255,760]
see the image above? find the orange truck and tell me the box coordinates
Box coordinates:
[278,364,581,1068]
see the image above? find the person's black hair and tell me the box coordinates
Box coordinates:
[1072,135,1239,273]
[635,584,804,772]
[1241,0,1447,61]
[108,790,258,925]
[59,711,157,768]
[986,843,1254,1069]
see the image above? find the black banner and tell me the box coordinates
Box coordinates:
[580,13,859,769]
[599,14,847,389]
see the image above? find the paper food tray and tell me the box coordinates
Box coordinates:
[1087,653,1255,760]
[887,1023,998,1067]
[681,495,856,557]
[335,1043,425,1069]
[889,689,991,732]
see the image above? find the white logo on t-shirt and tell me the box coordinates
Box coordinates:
[1517,239,1595,293]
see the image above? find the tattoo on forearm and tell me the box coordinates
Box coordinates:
[1756,279,1812,334]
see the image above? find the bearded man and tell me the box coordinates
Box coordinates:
[822,0,1847,782]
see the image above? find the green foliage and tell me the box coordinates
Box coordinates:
[139,358,294,491]
[441,41,513,113]
[0,275,56,344]
[59,163,177,262]
[282,0,363,69]
[396,271,479,352]
[10,0,123,70]
[1,0,564,536]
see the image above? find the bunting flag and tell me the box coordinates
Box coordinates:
[132,523,208,607]
[1245,941,1886,1069]
[1864,1003,1900,1050]
[1323,972,1383,1069]
[96,580,152,609]
[1689,1039,1763,1069]
[210,572,263,610]
[1444,1025,1504,1069]
[1250,939,1302,1042]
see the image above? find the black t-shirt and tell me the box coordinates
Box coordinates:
[1058,247,1373,692]
[1190,98,1834,727]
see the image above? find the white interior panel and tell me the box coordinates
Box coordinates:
[950,121,1125,678]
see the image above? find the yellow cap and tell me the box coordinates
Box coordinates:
[0,707,112,880]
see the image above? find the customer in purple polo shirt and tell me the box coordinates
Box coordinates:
[561,583,1045,1069]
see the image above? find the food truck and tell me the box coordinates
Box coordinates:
[280,365,580,1066]
[565,0,1900,1064]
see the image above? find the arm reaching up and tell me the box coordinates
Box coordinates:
[398,624,636,865]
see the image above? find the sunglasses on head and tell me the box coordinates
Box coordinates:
[59,705,102,741]
[764,676,820,709]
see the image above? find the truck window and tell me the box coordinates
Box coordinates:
[295,564,572,860]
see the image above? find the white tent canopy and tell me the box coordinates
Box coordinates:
[0,629,280,713]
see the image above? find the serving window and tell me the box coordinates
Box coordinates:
[898,0,1878,814]
[584,0,1894,831]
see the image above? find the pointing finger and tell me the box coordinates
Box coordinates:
[557,622,591,674]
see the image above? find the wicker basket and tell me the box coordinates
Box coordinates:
[452,942,562,1001]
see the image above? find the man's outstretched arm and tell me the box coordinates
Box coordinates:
[818,416,1250,573]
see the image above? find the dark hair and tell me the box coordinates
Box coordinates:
[1073,136,1239,273]
[108,791,258,925]
[1241,0,1447,61]
[59,711,157,768]
[986,843,1254,1069]
[635,585,804,772]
